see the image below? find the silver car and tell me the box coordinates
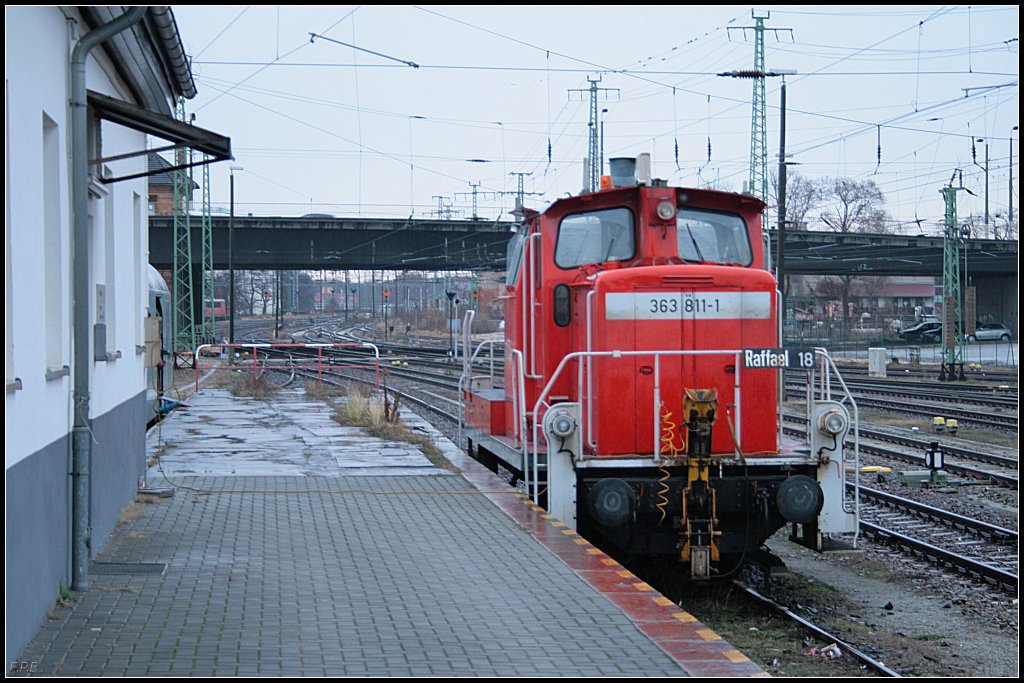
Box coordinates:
[967,323,1012,342]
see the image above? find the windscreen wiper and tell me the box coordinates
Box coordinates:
[683,223,705,262]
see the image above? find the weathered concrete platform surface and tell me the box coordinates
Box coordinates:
[13,388,763,676]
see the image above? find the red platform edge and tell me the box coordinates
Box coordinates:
[446,447,769,678]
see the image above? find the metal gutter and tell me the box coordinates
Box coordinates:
[69,5,148,592]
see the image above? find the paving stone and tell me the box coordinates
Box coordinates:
[9,389,760,676]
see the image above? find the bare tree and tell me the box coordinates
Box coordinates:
[817,177,890,233]
[786,174,823,230]
[244,270,276,316]
[769,170,821,230]
[992,210,1018,240]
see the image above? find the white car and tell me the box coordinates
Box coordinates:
[967,323,1012,342]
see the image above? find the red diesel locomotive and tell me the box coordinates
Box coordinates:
[461,157,859,578]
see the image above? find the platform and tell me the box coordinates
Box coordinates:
[13,388,765,676]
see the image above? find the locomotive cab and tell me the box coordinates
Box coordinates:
[462,168,859,579]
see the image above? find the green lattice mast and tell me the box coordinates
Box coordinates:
[199,154,215,343]
[172,96,196,362]
[939,184,965,381]
[749,12,768,201]
[569,77,617,193]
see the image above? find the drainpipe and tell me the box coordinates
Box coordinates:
[70,5,148,592]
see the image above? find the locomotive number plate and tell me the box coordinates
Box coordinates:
[605,292,771,320]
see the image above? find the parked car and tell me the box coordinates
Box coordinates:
[967,323,1012,342]
[898,321,942,341]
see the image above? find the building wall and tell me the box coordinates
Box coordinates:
[974,275,1019,332]
[150,185,176,216]
[6,6,152,661]
[4,433,71,666]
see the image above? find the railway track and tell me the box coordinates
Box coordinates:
[785,386,1017,431]
[790,378,1018,409]
[734,581,901,677]
[781,417,1018,488]
[822,363,1018,385]
[857,485,1018,593]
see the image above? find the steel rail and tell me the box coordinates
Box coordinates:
[735,582,903,677]
[856,484,1018,542]
[859,521,1018,592]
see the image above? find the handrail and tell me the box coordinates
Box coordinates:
[528,348,746,500]
[459,340,527,471]
[776,288,784,450]
[585,291,597,450]
[522,232,543,379]
[809,347,861,549]
[192,342,380,392]
[461,309,476,380]
[459,337,502,448]
[510,348,527,455]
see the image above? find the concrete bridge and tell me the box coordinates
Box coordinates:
[149,215,512,271]
[149,214,1018,279]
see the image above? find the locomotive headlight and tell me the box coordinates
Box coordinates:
[551,414,576,438]
[817,408,848,436]
[655,201,676,221]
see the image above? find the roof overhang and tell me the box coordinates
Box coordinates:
[88,90,231,183]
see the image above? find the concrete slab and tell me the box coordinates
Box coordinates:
[147,389,443,479]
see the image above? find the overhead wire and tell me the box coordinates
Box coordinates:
[191,6,249,60]
[188,5,1015,224]
[194,7,360,113]
[191,59,1017,77]
[350,17,364,214]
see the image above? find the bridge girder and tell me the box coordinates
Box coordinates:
[149,216,1018,279]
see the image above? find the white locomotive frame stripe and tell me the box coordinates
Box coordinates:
[604,291,771,320]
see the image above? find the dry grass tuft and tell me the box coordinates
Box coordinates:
[117,502,147,527]
[229,373,277,399]
[333,388,457,472]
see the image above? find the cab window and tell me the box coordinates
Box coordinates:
[676,208,752,266]
[555,208,635,269]
[505,229,526,286]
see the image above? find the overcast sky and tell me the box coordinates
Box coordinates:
[170,5,1019,235]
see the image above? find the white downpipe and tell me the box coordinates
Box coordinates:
[70,3,149,594]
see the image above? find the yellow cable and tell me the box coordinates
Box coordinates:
[657,402,685,526]
[656,464,670,526]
